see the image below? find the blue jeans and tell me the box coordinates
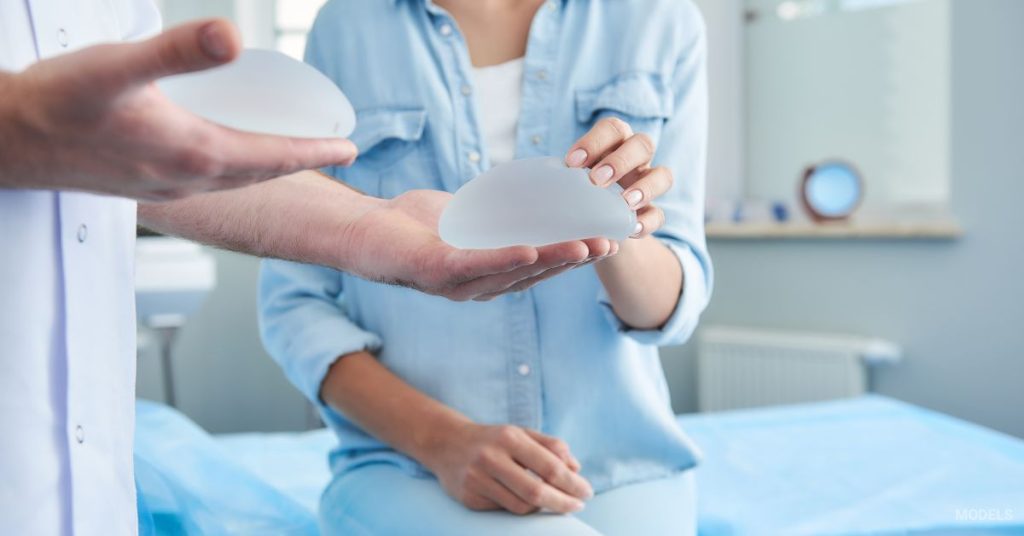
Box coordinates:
[320,464,696,535]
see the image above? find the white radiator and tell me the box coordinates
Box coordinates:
[697,326,901,412]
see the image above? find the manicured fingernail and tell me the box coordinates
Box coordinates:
[566,149,587,167]
[591,166,614,185]
[624,189,643,208]
[570,500,586,512]
[200,22,231,61]
[632,222,643,236]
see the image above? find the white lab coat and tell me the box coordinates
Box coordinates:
[0,1,160,534]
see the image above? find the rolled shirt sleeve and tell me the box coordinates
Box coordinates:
[598,3,713,347]
[598,239,712,346]
[258,259,382,406]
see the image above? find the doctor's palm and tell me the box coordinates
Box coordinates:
[342,189,613,301]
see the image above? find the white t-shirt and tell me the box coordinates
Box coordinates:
[0,2,160,535]
[471,58,525,167]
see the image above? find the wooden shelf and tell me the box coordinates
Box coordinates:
[706,220,963,240]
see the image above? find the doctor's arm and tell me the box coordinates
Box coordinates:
[139,171,610,301]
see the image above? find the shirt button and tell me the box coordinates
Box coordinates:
[547,1,559,12]
[535,69,549,81]
[439,24,453,37]
[468,151,481,164]
[77,224,88,243]
[57,28,69,48]
[460,84,472,97]
[517,364,531,376]
[531,135,543,146]
[74,425,85,444]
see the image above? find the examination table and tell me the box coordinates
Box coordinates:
[134,396,1024,535]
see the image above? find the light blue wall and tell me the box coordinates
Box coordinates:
[663,0,1024,439]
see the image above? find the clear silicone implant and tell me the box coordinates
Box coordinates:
[439,157,637,249]
[157,49,356,139]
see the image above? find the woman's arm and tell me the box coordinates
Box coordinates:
[595,236,682,330]
[319,351,593,514]
[564,118,685,330]
[564,16,711,333]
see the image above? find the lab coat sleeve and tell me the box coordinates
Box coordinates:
[598,7,713,347]
[258,258,382,406]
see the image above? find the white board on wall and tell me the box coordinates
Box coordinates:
[744,0,951,210]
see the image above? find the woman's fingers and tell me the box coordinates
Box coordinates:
[587,132,656,188]
[621,166,674,211]
[523,429,582,473]
[564,117,634,169]
[490,454,585,514]
[633,205,666,237]
[471,474,538,516]
[510,435,593,501]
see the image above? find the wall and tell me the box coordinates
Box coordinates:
[663,0,1024,439]
[137,250,316,432]
[691,0,745,203]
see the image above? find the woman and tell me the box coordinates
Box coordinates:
[259,0,711,533]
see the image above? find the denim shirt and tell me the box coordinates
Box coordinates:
[259,0,712,493]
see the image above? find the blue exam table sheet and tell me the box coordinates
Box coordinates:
[135,396,1024,535]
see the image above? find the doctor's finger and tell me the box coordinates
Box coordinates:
[458,242,589,299]
[211,129,358,187]
[470,238,611,300]
[102,19,242,91]
[472,263,576,302]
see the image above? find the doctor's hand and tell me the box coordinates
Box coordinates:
[565,117,674,238]
[340,189,615,301]
[0,19,355,201]
[424,422,592,515]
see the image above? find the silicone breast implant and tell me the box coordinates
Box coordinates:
[157,49,356,139]
[439,157,636,249]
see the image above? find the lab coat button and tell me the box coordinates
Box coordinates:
[535,69,549,81]
[77,224,88,243]
[517,364,531,376]
[531,135,543,146]
[74,425,84,444]
[547,1,559,12]
[58,28,69,48]
[461,84,472,97]
[468,151,481,164]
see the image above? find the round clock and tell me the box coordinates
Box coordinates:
[800,160,864,222]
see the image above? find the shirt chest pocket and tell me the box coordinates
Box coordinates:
[339,107,442,199]
[574,72,674,144]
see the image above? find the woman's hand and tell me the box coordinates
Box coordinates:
[565,117,674,238]
[423,422,593,515]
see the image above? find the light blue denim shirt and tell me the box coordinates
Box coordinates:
[259,0,712,493]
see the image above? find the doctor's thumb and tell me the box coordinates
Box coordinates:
[117,19,242,86]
